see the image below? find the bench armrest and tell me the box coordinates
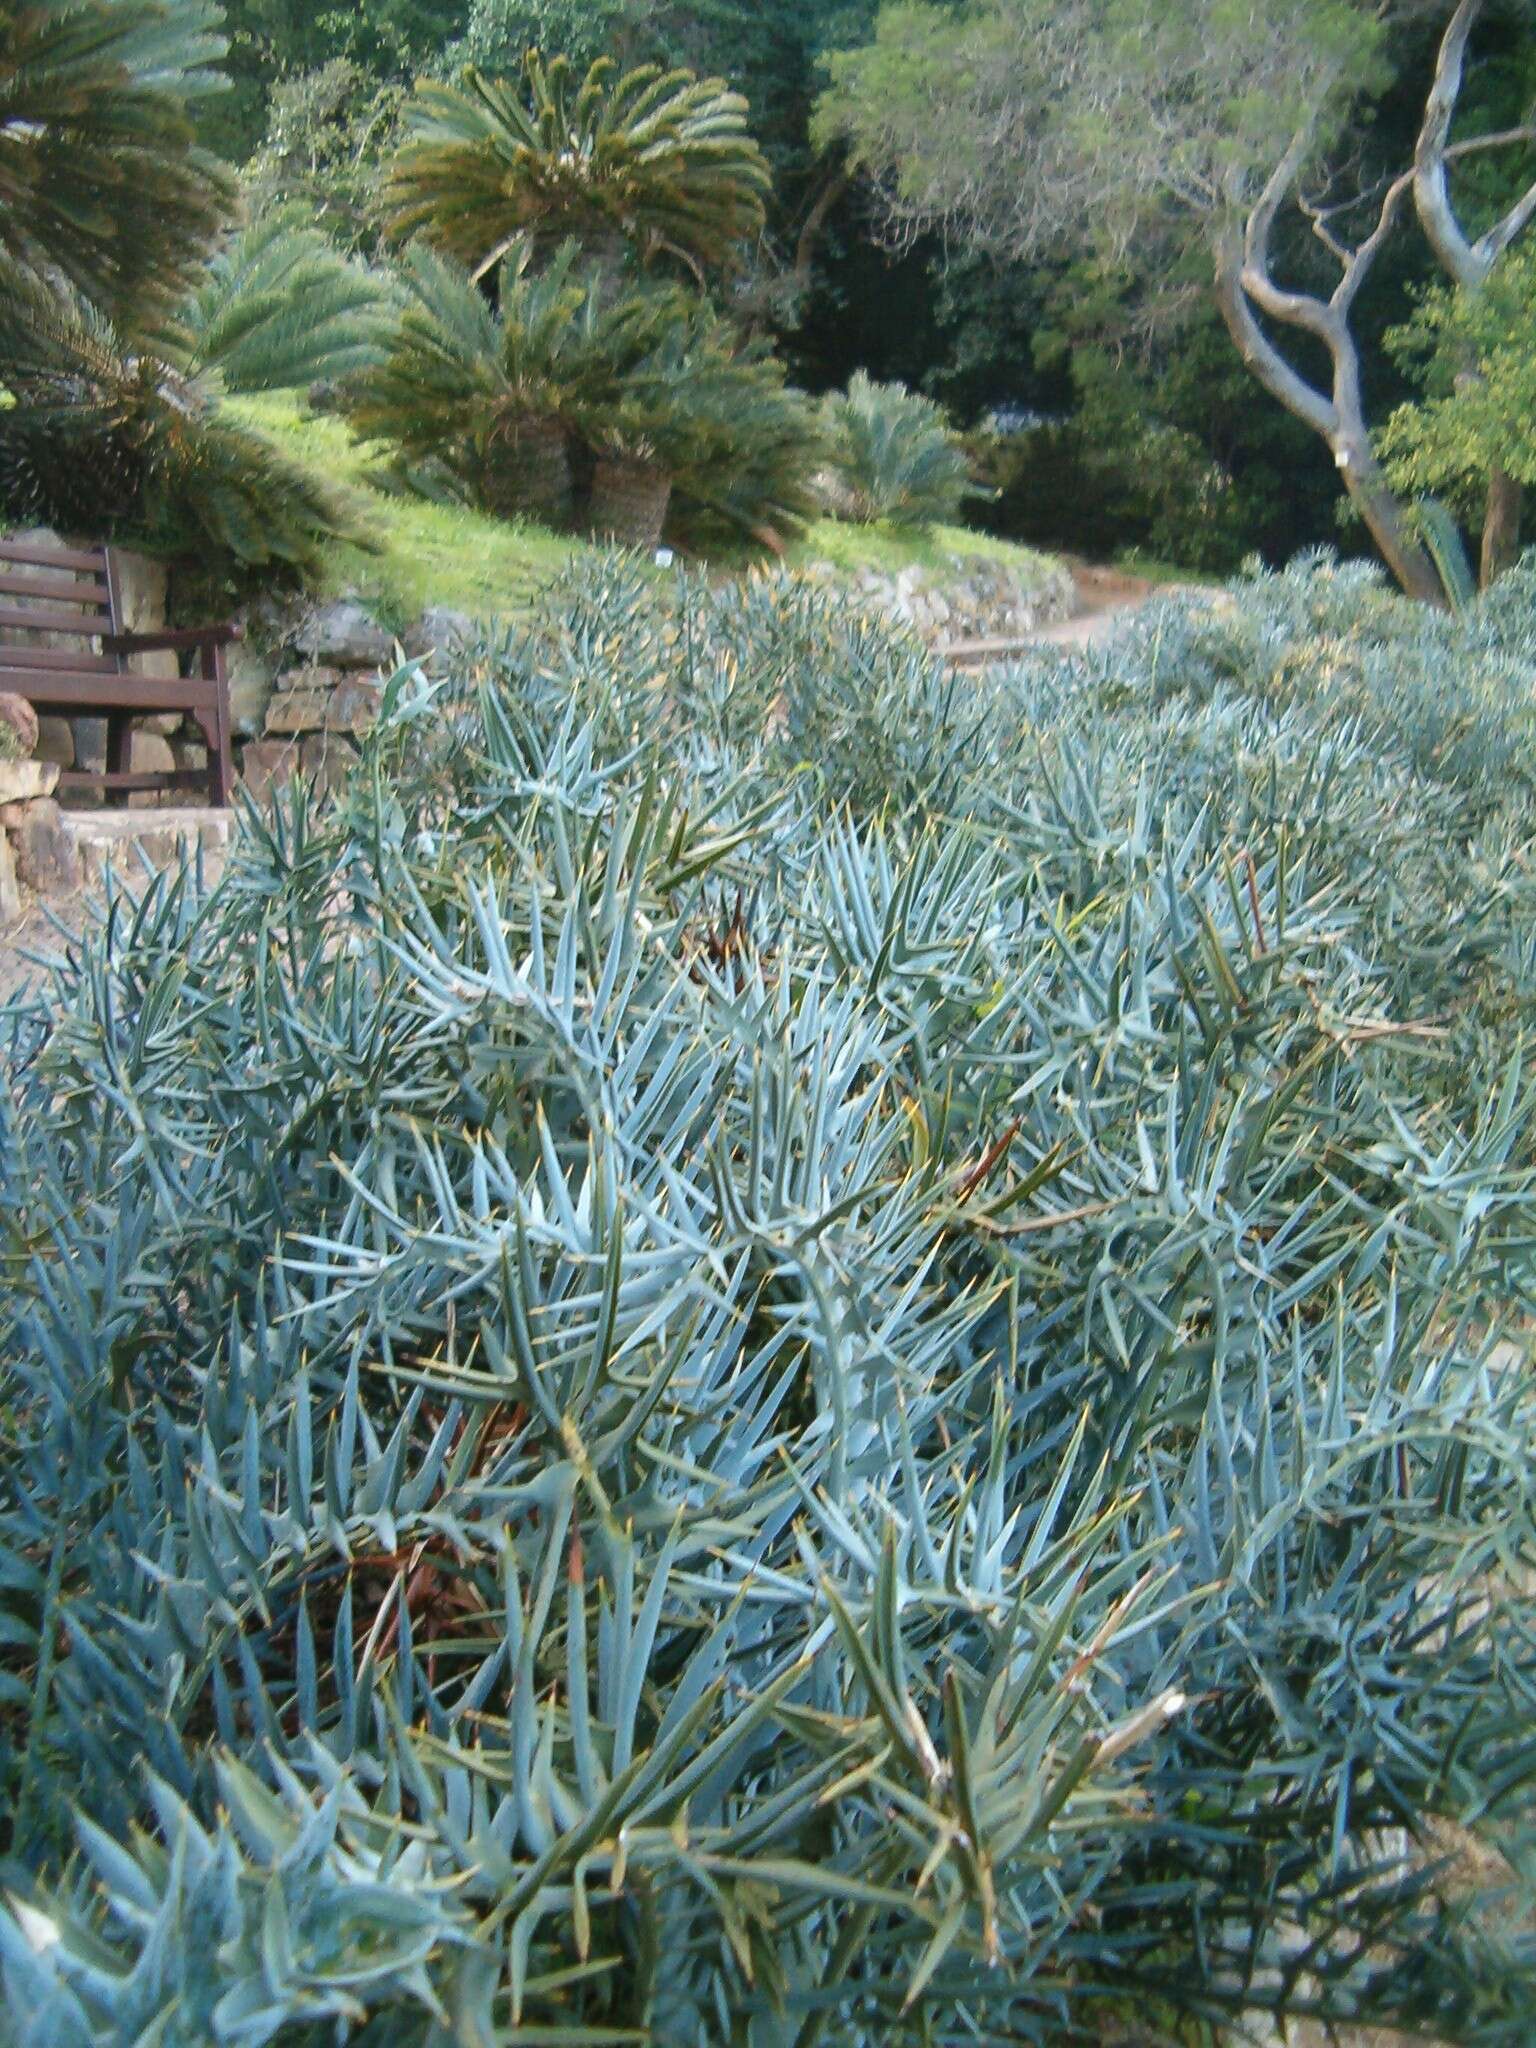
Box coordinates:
[102,624,243,654]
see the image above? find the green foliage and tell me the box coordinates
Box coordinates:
[0,0,235,328]
[1381,245,1536,510]
[0,257,368,577]
[238,60,411,252]
[184,206,396,394]
[347,243,824,546]
[6,557,1536,2039]
[449,0,644,74]
[343,239,615,521]
[820,370,974,528]
[384,52,771,282]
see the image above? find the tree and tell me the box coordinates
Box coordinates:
[0,0,236,327]
[382,51,771,285]
[817,1,1536,603]
[1412,0,1536,580]
[1379,239,1536,538]
[0,215,380,571]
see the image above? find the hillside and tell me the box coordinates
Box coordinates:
[228,395,1068,626]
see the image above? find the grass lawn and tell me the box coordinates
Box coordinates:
[232,395,1066,623]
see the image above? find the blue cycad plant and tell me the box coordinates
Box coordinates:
[4,554,1536,2043]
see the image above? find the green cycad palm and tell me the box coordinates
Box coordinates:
[0,0,234,329]
[823,371,977,530]
[179,205,396,394]
[344,238,621,524]
[382,52,771,283]
[0,223,379,572]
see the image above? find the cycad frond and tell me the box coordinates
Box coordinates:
[0,268,364,573]
[823,371,977,529]
[0,0,234,330]
[183,207,397,394]
[383,53,771,281]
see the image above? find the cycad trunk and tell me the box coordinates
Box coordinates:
[484,413,572,529]
[1481,466,1522,588]
[589,455,672,549]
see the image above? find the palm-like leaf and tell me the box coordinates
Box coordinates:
[343,238,608,522]
[180,205,396,394]
[823,371,978,529]
[383,52,771,282]
[0,265,364,572]
[0,0,234,330]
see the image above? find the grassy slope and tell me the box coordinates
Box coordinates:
[232,395,1063,622]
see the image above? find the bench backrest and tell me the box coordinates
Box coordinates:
[0,537,124,682]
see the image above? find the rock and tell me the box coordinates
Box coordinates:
[801,550,1075,649]
[238,738,302,803]
[112,549,178,682]
[125,731,177,808]
[0,758,60,802]
[402,609,474,662]
[274,664,341,693]
[293,601,394,669]
[9,799,80,896]
[326,677,382,736]
[0,831,18,923]
[129,731,176,777]
[265,690,331,736]
[0,694,39,759]
[300,731,355,796]
[68,808,230,889]
[72,717,107,774]
[141,711,186,738]
[226,643,277,739]
[35,717,74,768]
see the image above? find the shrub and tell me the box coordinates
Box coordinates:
[348,246,824,548]
[384,52,771,283]
[820,370,975,528]
[5,559,1536,2043]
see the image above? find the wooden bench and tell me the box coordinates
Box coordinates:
[0,536,236,805]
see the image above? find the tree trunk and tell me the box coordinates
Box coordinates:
[1480,466,1522,588]
[589,456,672,550]
[1212,250,1445,606]
[484,413,573,530]
[1331,433,1448,607]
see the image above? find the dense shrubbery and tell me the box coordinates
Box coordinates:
[6,558,1536,2041]
[818,371,975,529]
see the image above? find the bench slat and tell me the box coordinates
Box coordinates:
[0,540,108,573]
[0,571,111,606]
[0,604,111,637]
[58,769,207,792]
[1,673,218,710]
[0,645,121,673]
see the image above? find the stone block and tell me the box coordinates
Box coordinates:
[264,690,331,736]
[10,800,81,896]
[300,731,356,796]
[130,731,176,777]
[0,831,19,923]
[326,678,382,736]
[35,717,74,768]
[125,730,178,808]
[238,738,302,804]
[0,693,39,758]
[293,600,394,669]
[403,608,474,661]
[0,758,60,803]
[274,664,341,693]
[72,717,107,774]
[227,643,277,739]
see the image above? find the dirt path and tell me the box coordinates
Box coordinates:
[1026,559,1201,649]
